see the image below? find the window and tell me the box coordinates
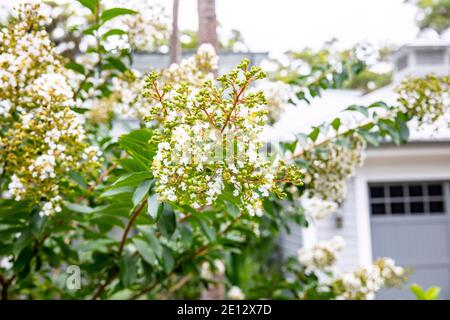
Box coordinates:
[416,49,445,65]
[369,182,447,216]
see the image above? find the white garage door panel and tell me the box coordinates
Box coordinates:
[369,182,450,300]
[371,221,449,263]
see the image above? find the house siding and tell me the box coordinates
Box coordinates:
[315,178,360,271]
[279,179,360,270]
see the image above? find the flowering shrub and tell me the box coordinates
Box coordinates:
[0,2,100,216]
[0,0,448,301]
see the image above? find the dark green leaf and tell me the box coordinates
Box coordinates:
[158,206,176,238]
[133,239,158,266]
[66,61,85,75]
[138,226,163,259]
[120,254,138,287]
[68,171,88,189]
[100,186,134,198]
[162,246,175,273]
[111,172,153,189]
[132,180,152,207]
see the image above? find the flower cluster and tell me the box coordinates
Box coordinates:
[255,80,290,124]
[144,59,303,215]
[298,236,344,272]
[303,134,366,204]
[331,258,406,300]
[163,44,218,85]
[103,0,170,52]
[87,44,219,122]
[300,193,339,220]
[0,2,101,216]
[397,74,450,126]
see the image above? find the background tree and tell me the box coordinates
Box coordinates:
[169,0,181,64]
[407,0,450,34]
[197,0,219,51]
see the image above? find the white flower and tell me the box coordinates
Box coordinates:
[8,174,26,201]
[301,194,338,220]
[0,256,13,270]
[0,100,12,116]
[227,286,245,300]
[298,236,344,271]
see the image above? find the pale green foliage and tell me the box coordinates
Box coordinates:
[410,283,441,300]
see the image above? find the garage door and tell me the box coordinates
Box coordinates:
[369,181,450,299]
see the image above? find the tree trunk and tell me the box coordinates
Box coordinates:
[197,0,219,52]
[169,0,181,64]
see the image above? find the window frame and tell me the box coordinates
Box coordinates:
[368,181,448,216]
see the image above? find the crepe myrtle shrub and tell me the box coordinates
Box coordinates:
[1,0,450,301]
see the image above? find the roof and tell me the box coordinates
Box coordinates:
[263,86,450,143]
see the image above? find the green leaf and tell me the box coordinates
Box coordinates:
[162,246,175,273]
[357,129,380,147]
[111,172,153,189]
[397,118,410,143]
[66,61,85,75]
[331,117,341,131]
[13,230,33,257]
[132,180,152,207]
[137,226,163,259]
[65,202,94,214]
[425,287,441,300]
[409,283,425,300]
[309,127,320,142]
[68,171,88,189]
[197,219,216,242]
[117,158,148,173]
[158,206,176,238]
[119,129,156,169]
[147,194,160,220]
[13,246,33,274]
[100,186,134,198]
[119,254,138,287]
[77,0,98,13]
[105,57,128,73]
[100,8,137,24]
[101,28,128,40]
[179,225,194,248]
[346,104,369,117]
[83,23,100,36]
[132,239,158,266]
[368,101,389,109]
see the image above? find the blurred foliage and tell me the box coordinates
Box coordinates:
[410,283,441,300]
[407,0,450,34]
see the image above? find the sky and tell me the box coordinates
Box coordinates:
[177,0,420,53]
[0,0,420,54]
